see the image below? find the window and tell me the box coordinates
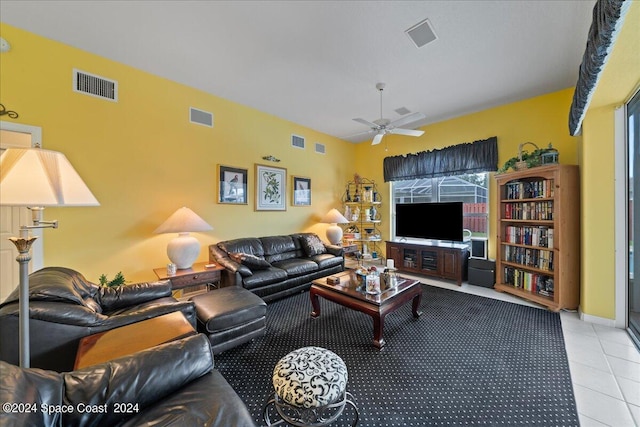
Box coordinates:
[391,172,489,240]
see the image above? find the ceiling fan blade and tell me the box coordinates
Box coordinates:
[343,129,376,139]
[390,128,425,137]
[372,133,384,145]
[353,118,379,129]
[389,112,426,128]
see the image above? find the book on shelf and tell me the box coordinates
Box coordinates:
[505,225,554,248]
[503,266,554,296]
[505,179,555,200]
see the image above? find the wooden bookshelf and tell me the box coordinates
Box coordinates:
[494,164,580,311]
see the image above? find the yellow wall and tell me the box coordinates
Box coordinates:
[0,23,355,283]
[579,2,640,319]
[2,1,637,321]
[353,88,580,261]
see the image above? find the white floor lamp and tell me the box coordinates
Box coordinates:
[0,147,99,367]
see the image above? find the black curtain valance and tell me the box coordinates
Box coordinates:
[383,136,498,182]
[568,0,631,136]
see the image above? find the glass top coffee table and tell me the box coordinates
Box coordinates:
[310,270,422,349]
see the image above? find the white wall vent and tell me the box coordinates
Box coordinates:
[291,134,305,149]
[315,142,326,154]
[73,69,118,101]
[190,107,214,127]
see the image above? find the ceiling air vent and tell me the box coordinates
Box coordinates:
[73,69,118,101]
[291,134,305,149]
[190,107,214,127]
[405,18,437,48]
[315,143,326,154]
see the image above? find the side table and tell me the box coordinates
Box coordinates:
[154,261,224,299]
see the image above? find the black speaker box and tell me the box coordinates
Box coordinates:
[468,258,495,288]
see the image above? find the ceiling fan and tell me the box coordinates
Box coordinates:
[351,83,426,145]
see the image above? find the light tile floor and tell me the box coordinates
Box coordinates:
[402,273,640,426]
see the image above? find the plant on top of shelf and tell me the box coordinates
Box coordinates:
[498,142,552,173]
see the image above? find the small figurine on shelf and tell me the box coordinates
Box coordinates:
[354,187,361,202]
[352,206,360,222]
[354,173,362,185]
[344,205,351,220]
[363,186,372,202]
[345,188,352,202]
[372,191,378,202]
[370,205,377,220]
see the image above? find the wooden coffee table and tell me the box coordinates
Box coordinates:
[74,311,196,369]
[310,270,422,349]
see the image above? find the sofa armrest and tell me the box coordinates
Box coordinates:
[119,370,257,427]
[99,280,172,311]
[325,244,344,257]
[107,298,197,329]
[210,245,252,277]
[62,334,214,427]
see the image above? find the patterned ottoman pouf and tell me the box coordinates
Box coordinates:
[264,346,359,426]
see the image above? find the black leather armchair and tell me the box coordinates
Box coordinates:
[0,267,196,372]
[0,334,256,426]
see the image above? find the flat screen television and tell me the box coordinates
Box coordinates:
[395,202,464,242]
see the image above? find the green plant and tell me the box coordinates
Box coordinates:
[98,271,126,287]
[497,146,547,173]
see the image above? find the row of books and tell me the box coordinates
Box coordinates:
[503,201,554,220]
[503,267,555,297]
[504,245,554,271]
[505,179,555,200]
[504,225,554,248]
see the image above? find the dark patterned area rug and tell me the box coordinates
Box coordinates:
[215,285,579,426]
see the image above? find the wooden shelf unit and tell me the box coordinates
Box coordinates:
[494,164,580,311]
[342,177,383,262]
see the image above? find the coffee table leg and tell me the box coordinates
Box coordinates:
[372,314,385,349]
[310,288,321,318]
[412,293,423,318]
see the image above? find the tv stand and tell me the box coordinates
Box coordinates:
[386,241,469,285]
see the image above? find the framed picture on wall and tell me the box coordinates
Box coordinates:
[218,165,248,204]
[255,164,287,211]
[292,176,311,206]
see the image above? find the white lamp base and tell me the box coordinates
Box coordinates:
[325,224,343,245]
[167,232,200,269]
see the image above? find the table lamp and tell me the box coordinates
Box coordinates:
[320,208,350,245]
[0,147,99,367]
[154,207,213,269]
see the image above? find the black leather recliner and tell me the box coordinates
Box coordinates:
[0,334,256,426]
[0,267,196,372]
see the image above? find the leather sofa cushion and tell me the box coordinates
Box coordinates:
[311,253,344,269]
[190,287,267,333]
[229,252,272,270]
[261,235,298,263]
[271,258,319,277]
[0,267,98,308]
[219,238,265,257]
[99,280,172,311]
[243,268,288,290]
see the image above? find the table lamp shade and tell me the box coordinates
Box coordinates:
[154,207,213,269]
[320,208,349,245]
[0,148,99,206]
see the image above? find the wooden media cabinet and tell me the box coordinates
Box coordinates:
[386,241,470,285]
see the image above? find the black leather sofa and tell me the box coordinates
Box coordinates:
[0,334,256,427]
[0,267,196,372]
[210,233,344,302]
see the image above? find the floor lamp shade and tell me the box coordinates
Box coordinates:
[154,207,213,269]
[0,148,100,206]
[0,147,99,369]
[320,208,349,245]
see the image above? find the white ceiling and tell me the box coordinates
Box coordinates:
[0,1,596,143]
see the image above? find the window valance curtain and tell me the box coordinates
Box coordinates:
[568,0,631,136]
[383,136,498,182]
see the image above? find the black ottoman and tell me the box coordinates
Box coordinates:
[189,287,267,354]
